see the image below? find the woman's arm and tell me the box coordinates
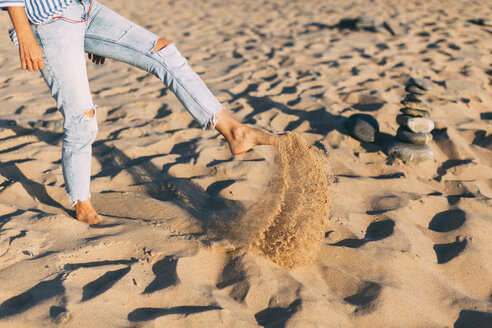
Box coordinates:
[7,6,44,71]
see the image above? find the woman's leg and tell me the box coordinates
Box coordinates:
[83,1,276,154]
[31,2,100,224]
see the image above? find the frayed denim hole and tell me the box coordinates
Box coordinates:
[79,107,98,135]
[151,38,174,54]
[83,108,96,120]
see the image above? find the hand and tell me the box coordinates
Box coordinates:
[88,53,105,65]
[18,37,44,71]
[7,6,44,72]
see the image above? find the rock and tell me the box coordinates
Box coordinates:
[400,100,432,112]
[396,114,435,133]
[408,77,432,91]
[403,93,424,102]
[355,16,376,29]
[481,18,492,27]
[339,18,357,29]
[469,18,492,27]
[347,113,379,142]
[405,84,427,95]
[357,16,376,25]
[387,141,433,163]
[383,21,397,36]
[374,25,392,36]
[52,308,71,325]
[400,107,431,117]
[396,127,433,144]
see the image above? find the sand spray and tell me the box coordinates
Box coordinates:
[228,132,333,268]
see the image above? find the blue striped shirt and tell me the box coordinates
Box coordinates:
[1,0,73,45]
[1,0,73,24]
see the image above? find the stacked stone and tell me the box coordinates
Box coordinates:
[388,78,434,163]
[338,16,397,36]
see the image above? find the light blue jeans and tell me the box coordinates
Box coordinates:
[30,0,223,205]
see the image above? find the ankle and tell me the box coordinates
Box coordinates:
[229,124,248,141]
[75,199,100,225]
[75,199,92,210]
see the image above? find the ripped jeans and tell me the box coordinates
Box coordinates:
[30,0,223,205]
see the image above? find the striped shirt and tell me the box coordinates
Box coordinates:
[1,0,73,24]
[1,0,73,45]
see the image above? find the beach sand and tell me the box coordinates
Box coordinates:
[0,0,491,327]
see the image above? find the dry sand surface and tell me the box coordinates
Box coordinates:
[1,0,492,327]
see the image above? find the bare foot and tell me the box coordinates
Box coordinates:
[75,199,100,225]
[225,125,277,155]
[215,109,278,155]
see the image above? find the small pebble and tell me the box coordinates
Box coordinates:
[405,84,427,95]
[408,77,432,91]
[387,141,434,163]
[357,16,376,25]
[403,93,424,102]
[396,114,435,133]
[347,113,380,142]
[400,100,432,112]
[397,127,433,144]
[400,107,431,118]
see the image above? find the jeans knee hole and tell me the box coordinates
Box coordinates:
[152,38,172,54]
[83,108,95,120]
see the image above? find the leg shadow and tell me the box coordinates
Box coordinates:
[330,219,395,248]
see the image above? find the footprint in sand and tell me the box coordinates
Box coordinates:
[329,219,395,248]
[343,281,382,311]
[428,209,468,264]
[433,238,467,264]
[254,299,301,327]
[143,256,178,294]
[320,265,382,313]
[175,248,227,289]
[428,209,466,232]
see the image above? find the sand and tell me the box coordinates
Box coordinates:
[1,0,492,327]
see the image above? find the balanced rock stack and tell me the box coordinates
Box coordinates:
[388,78,434,163]
[338,16,397,36]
